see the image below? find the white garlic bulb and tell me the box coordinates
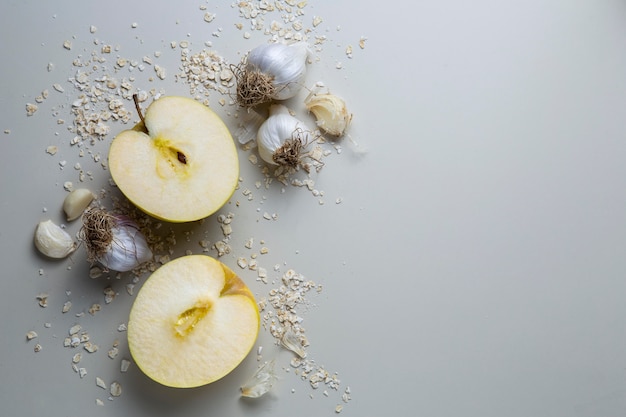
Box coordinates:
[257,104,312,167]
[305,90,352,137]
[34,219,77,258]
[79,208,153,272]
[235,42,309,108]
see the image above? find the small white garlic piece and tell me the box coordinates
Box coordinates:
[240,360,278,398]
[235,42,309,108]
[34,219,77,259]
[257,104,312,168]
[305,89,352,137]
[63,188,95,221]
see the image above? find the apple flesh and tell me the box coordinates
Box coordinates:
[108,96,239,222]
[128,255,260,388]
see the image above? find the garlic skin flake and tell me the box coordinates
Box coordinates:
[34,219,77,258]
[80,208,153,272]
[305,89,352,137]
[63,188,95,221]
[280,327,307,358]
[257,104,312,167]
[241,360,278,398]
[235,42,309,108]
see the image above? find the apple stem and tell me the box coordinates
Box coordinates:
[133,94,146,125]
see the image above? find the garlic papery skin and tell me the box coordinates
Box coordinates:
[34,219,77,259]
[305,90,352,137]
[63,188,95,221]
[80,208,153,272]
[235,42,309,108]
[240,360,278,398]
[257,104,312,167]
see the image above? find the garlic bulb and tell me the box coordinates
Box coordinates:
[79,207,153,272]
[304,89,352,137]
[235,42,309,108]
[34,219,77,259]
[257,104,312,168]
[240,360,278,398]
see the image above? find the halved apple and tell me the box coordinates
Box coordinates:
[127,255,260,388]
[108,96,239,222]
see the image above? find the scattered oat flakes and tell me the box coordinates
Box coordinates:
[96,377,107,389]
[88,303,101,315]
[26,330,38,341]
[34,343,42,352]
[84,342,98,353]
[110,381,122,397]
[108,346,119,359]
[154,65,166,80]
[25,103,38,116]
[237,257,248,269]
[120,359,131,373]
[36,293,48,308]
[63,40,72,50]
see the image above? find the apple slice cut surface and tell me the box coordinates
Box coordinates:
[109,96,239,222]
[128,255,260,388]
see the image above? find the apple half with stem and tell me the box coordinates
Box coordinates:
[108,96,239,223]
[128,255,260,388]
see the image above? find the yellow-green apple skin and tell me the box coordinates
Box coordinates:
[108,96,239,222]
[127,255,260,388]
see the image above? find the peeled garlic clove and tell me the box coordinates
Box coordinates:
[34,219,77,258]
[304,92,352,137]
[63,188,95,221]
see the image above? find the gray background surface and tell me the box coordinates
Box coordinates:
[2,1,626,416]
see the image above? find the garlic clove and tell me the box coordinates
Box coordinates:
[34,219,77,259]
[305,92,352,137]
[63,188,95,221]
